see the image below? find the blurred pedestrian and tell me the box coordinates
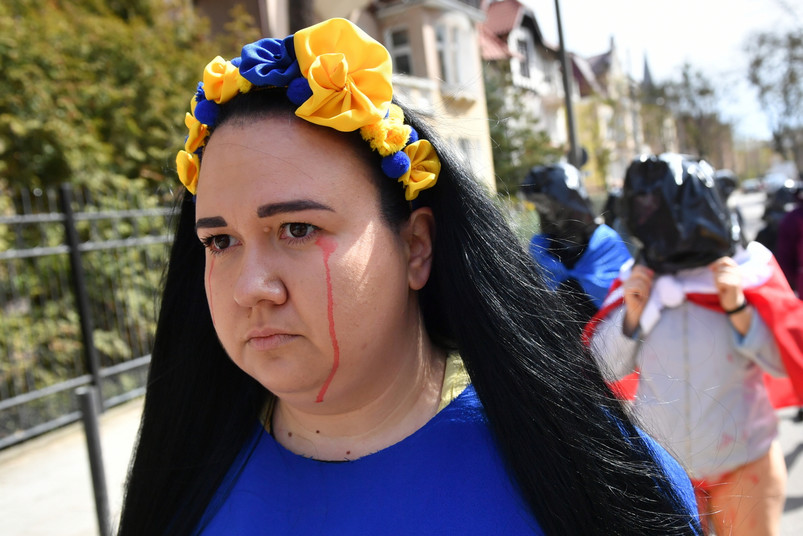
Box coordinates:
[521,163,632,324]
[714,168,747,247]
[755,179,800,253]
[601,185,622,229]
[586,153,803,536]
[776,182,803,423]
[775,182,803,296]
[602,185,639,257]
[117,20,701,535]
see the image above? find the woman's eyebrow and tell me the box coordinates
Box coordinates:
[257,200,334,218]
[195,216,227,230]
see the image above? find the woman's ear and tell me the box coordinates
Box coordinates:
[403,207,435,290]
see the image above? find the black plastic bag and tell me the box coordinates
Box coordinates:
[622,154,734,273]
[520,163,596,249]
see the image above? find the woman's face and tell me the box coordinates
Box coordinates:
[194,116,430,412]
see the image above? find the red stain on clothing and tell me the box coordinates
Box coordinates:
[315,236,340,403]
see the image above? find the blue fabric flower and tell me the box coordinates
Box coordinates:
[240,35,300,87]
[194,99,219,126]
[194,82,205,103]
[287,77,313,105]
[381,152,410,179]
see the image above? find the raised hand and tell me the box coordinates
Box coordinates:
[622,264,654,336]
[709,257,751,335]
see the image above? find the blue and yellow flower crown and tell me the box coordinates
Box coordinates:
[177,18,440,201]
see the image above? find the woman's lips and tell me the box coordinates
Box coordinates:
[247,332,298,351]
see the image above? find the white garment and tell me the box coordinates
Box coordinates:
[590,244,786,479]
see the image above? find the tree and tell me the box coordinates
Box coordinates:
[0,1,264,431]
[573,97,613,194]
[484,64,562,195]
[662,63,732,163]
[745,29,803,168]
[0,0,258,191]
[639,82,677,155]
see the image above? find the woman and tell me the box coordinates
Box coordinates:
[118,19,700,535]
[587,154,803,535]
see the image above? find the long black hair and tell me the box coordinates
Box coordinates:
[118,91,701,534]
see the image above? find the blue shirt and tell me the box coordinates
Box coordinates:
[197,386,696,534]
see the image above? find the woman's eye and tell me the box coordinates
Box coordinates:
[213,235,231,249]
[200,234,239,254]
[280,223,319,242]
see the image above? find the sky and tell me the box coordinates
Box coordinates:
[524,0,803,141]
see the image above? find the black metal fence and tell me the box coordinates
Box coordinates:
[0,184,174,449]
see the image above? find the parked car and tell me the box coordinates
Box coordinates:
[741,178,762,193]
[762,172,794,194]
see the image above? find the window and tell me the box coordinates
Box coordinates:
[517,39,531,79]
[436,23,471,86]
[457,138,474,162]
[388,28,412,76]
[436,25,448,82]
[509,28,541,91]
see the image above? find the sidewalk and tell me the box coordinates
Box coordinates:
[0,398,142,536]
[0,398,801,535]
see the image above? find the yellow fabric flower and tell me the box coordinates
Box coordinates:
[202,57,241,104]
[360,104,411,156]
[236,74,253,94]
[386,103,405,124]
[398,140,440,201]
[184,113,209,153]
[176,150,200,195]
[293,18,393,132]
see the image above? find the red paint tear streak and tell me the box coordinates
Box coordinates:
[315,237,339,403]
[207,256,216,327]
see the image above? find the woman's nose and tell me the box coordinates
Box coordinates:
[232,251,288,308]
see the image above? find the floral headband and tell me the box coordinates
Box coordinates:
[176,18,440,201]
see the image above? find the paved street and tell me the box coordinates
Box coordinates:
[0,397,801,535]
[778,406,803,535]
[728,190,766,242]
